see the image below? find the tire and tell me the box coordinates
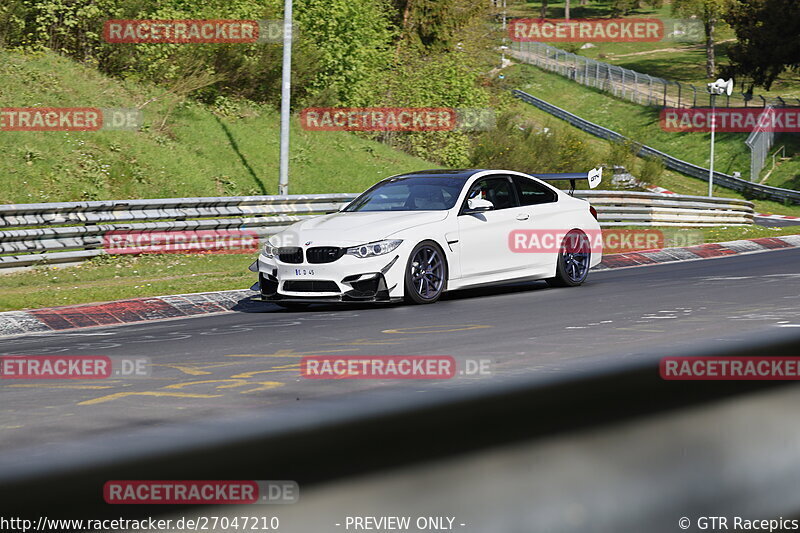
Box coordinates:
[274,302,311,311]
[404,240,448,304]
[546,230,591,288]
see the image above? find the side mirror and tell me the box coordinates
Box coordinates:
[465,198,494,214]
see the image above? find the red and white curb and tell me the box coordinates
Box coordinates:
[1,235,799,337]
[595,235,800,270]
[754,213,800,221]
[644,184,677,195]
[0,289,256,338]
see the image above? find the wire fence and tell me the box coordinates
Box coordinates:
[509,41,800,109]
[745,106,777,182]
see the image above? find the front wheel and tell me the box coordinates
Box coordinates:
[404,241,448,304]
[546,230,591,288]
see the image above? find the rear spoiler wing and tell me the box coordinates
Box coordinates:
[532,167,602,195]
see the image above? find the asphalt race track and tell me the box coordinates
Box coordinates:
[1,248,799,452]
[755,216,800,227]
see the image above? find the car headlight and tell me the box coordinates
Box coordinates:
[346,239,403,259]
[262,242,276,258]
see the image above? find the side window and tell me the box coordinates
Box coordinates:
[513,176,557,206]
[466,177,518,211]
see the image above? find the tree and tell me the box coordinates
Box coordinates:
[724,0,800,90]
[541,0,548,18]
[294,0,396,105]
[390,0,489,51]
[610,0,664,17]
[672,0,726,78]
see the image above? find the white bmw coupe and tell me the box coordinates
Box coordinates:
[249,168,603,307]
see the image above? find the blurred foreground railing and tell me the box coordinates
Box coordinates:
[2,328,800,532]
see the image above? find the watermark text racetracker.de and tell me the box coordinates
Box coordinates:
[301,356,493,379]
[661,357,800,381]
[0,108,142,131]
[300,107,495,132]
[661,108,800,133]
[104,19,288,44]
[0,356,150,379]
[509,18,703,42]
[509,228,704,255]
[104,480,298,505]
[104,229,260,255]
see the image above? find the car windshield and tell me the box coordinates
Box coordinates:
[344,177,464,212]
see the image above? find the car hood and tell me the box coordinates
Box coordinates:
[273,210,449,246]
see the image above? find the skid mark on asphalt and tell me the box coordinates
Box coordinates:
[322,338,404,346]
[7,384,116,390]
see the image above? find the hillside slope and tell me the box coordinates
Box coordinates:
[0,50,433,204]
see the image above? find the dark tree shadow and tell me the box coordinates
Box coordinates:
[215,115,267,194]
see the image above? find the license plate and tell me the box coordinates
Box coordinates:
[293,268,315,276]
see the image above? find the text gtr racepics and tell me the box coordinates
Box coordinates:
[249,168,603,307]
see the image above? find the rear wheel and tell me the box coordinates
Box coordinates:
[404,241,447,304]
[546,230,591,287]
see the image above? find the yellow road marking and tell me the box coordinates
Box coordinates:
[162,379,251,390]
[151,362,241,376]
[78,391,222,406]
[382,324,492,334]
[241,381,285,394]
[231,365,300,378]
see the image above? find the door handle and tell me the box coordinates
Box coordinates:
[516,214,530,221]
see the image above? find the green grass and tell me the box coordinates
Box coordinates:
[694,225,800,243]
[635,224,800,247]
[0,253,254,312]
[762,138,800,190]
[0,49,434,203]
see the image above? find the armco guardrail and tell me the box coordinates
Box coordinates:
[513,89,800,205]
[0,190,752,269]
[0,194,358,269]
[574,190,754,227]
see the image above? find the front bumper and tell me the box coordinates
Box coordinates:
[249,252,404,303]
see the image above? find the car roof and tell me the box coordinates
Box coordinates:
[392,169,486,180]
